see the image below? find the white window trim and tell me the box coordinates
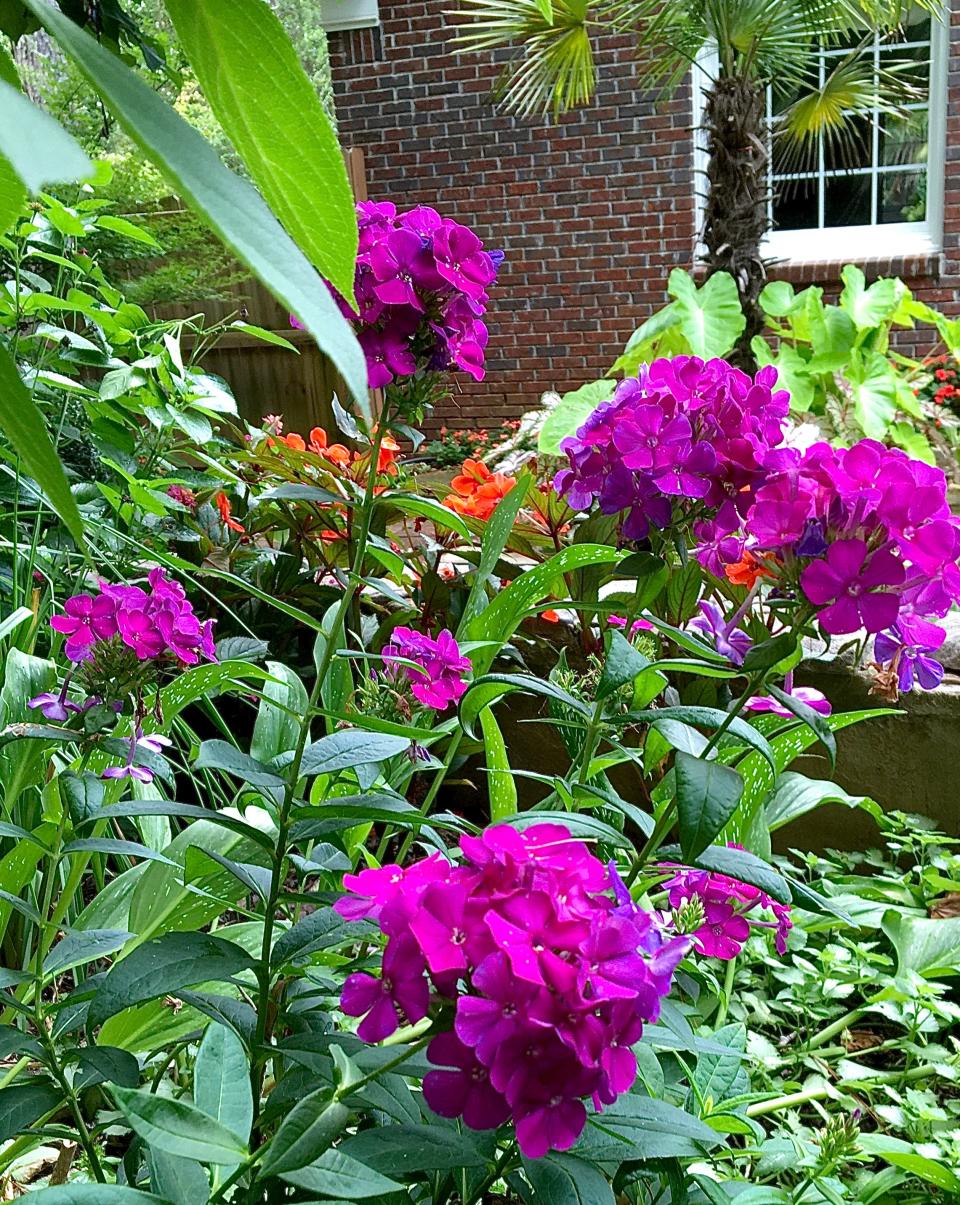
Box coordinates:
[691,16,948,264]
[319,0,380,32]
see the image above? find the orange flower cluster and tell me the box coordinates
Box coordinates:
[444,459,517,521]
[724,550,774,589]
[266,421,400,476]
[214,491,244,534]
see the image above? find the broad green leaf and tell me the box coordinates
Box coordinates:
[522,1151,616,1205]
[751,341,815,412]
[464,544,624,675]
[848,349,898,440]
[503,810,633,849]
[764,771,879,832]
[43,928,133,977]
[806,303,856,372]
[620,706,775,768]
[272,907,370,966]
[766,684,836,767]
[694,1022,746,1105]
[296,729,411,777]
[458,477,531,631]
[279,1148,405,1198]
[0,822,55,945]
[611,302,684,375]
[882,911,960,978]
[15,1189,166,1204]
[479,704,517,822]
[194,739,284,787]
[22,0,368,414]
[0,1081,62,1142]
[148,1148,210,1205]
[0,77,92,191]
[667,268,745,358]
[88,932,255,1031]
[165,0,357,298]
[0,1024,43,1059]
[839,264,904,330]
[259,1084,350,1177]
[858,1134,960,1193]
[682,843,790,905]
[79,802,274,851]
[160,659,271,721]
[538,379,616,455]
[741,633,798,674]
[112,1085,248,1165]
[195,1023,253,1146]
[377,492,471,540]
[0,347,87,548]
[459,672,590,741]
[250,662,307,762]
[576,1094,720,1161]
[340,1124,489,1172]
[597,631,649,702]
[758,280,798,317]
[675,752,744,861]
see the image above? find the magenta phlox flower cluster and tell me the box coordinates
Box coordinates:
[49,568,216,666]
[554,357,790,541]
[381,626,470,710]
[321,200,501,389]
[336,824,690,1157]
[701,438,960,641]
[662,850,793,957]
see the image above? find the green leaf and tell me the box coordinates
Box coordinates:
[61,838,178,868]
[272,907,369,967]
[538,379,616,455]
[684,843,791,905]
[882,911,960,978]
[620,706,775,768]
[195,1023,253,1146]
[43,928,133,977]
[88,932,255,1032]
[194,740,284,788]
[0,1024,43,1060]
[112,1085,248,1165]
[377,492,471,540]
[577,1094,720,1161]
[464,544,624,675]
[458,477,530,631]
[259,1084,350,1177]
[22,0,368,416]
[741,633,798,674]
[250,662,307,763]
[164,0,357,299]
[764,772,878,832]
[665,559,702,625]
[675,752,744,861]
[148,1148,210,1205]
[0,77,92,192]
[71,1045,140,1090]
[694,1022,746,1105]
[0,345,88,548]
[858,1134,960,1193]
[0,1081,62,1142]
[522,1151,616,1204]
[59,770,105,827]
[848,349,898,440]
[340,1124,489,1173]
[78,802,274,851]
[479,704,517,822]
[15,1189,167,1204]
[766,684,836,768]
[668,268,745,358]
[597,631,650,702]
[759,280,798,317]
[279,1148,405,1198]
[839,264,903,330]
[297,729,411,777]
[459,673,590,741]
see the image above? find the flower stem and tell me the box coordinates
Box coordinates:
[714,954,737,1028]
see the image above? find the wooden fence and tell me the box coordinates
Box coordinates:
[151,148,369,436]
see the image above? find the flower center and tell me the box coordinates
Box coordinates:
[451,927,466,945]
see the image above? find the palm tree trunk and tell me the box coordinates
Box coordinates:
[700,75,769,369]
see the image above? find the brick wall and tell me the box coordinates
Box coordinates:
[328,1,960,428]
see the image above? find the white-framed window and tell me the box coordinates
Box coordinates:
[692,11,948,263]
[319,0,379,32]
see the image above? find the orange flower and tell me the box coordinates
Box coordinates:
[444,459,517,521]
[309,426,352,468]
[541,609,560,623]
[282,432,306,451]
[377,433,401,474]
[725,551,773,589]
[214,491,244,534]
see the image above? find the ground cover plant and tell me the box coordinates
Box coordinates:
[1,2,960,1204]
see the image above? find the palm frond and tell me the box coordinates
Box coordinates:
[451,0,601,117]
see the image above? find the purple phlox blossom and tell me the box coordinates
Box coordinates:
[382,626,470,710]
[50,592,118,662]
[29,673,87,722]
[745,687,833,717]
[874,614,946,692]
[358,327,417,390]
[690,600,752,665]
[338,823,687,1157]
[432,220,496,302]
[607,614,655,637]
[801,538,905,635]
[340,932,430,1042]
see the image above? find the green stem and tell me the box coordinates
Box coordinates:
[463,1148,514,1205]
[745,1059,947,1118]
[714,955,737,1028]
[391,729,464,865]
[250,419,388,1111]
[806,1006,868,1051]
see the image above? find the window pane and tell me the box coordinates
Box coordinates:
[879,169,926,222]
[823,115,873,172]
[879,109,928,166]
[773,177,819,230]
[824,172,871,226]
[879,44,931,91]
